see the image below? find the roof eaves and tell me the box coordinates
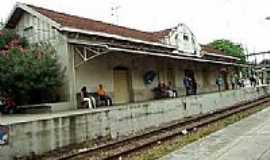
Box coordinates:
[61,26,176,49]
[109,47,246,67]
[204,52,240,60]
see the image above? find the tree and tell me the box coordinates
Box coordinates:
[207,39,246,63]
[0,29,28,52]
[0,29,64,104]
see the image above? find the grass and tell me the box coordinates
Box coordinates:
[130,104,268,160]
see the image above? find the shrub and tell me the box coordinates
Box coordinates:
[0,30,64,104]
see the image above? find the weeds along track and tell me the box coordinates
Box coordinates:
[45,97,270,160]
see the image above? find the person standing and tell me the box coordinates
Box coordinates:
[249,75,256,87]
[216,75,224,92]
[183,75,192,96]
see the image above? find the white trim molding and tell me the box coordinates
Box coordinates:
[204,52,240,60]
[61,27,176,49]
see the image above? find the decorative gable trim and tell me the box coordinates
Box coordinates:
[165,23,201,56]
[5,2,61,29]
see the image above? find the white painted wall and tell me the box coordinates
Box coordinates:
[164,23,201,56]
[15,12,60,44]
[15,12,73,104]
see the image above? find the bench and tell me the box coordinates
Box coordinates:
[152,87,178,99]
[76,92,110,109]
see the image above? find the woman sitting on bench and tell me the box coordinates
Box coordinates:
[81,86,96,109]
[97,84,112,106]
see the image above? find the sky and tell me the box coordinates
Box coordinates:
[1,0,270,61]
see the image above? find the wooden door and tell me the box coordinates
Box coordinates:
[167,68,175,87]
[113,68,130,104]
[222,72,229,90]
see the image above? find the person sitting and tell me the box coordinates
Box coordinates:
[160,81,169,98]
[80,86,96,109]
[167,81,177,98]
[250,76,256,87]
[97,84,112,106]
[153,81,168,99]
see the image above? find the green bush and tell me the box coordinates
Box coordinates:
[0,29,28,49]
[0,30,64,104]
[208,39,246,64]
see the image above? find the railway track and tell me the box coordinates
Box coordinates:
[46,97,270,160]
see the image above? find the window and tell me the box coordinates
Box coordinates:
[183,35,189,41]
[23,26,33,37]
[192,38,196,45]
[175,34,179,41]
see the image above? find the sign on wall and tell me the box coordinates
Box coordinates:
[0,125,9,145]
[143,71,157,85]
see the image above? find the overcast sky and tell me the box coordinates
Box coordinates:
[1,0,270,58]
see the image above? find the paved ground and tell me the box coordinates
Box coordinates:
[160,106,270,160]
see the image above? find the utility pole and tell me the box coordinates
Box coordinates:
[110,0,121,25]
[0,18,4,29]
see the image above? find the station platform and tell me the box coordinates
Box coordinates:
[160,105,270,160]
[1,86,269,160]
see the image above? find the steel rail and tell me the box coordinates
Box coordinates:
[52,97,270,160]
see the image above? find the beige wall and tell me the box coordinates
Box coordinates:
[75,53,132,92]
[72,48,228,103]
[74,52,160,102]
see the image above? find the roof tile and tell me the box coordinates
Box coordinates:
[27,4,171,43]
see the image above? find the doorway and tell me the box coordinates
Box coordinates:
[167,68,175,87]
[184,69,195,80]
[113,67,131,104]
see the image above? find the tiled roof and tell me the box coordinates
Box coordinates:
[7,4,240,62]
[27,4,171,43]
[201,45,240,60]
[201,45,226,55]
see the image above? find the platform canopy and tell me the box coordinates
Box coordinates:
[69,39,249,68]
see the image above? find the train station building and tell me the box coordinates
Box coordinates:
[2,3,270,160]
[5,3,243,108]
